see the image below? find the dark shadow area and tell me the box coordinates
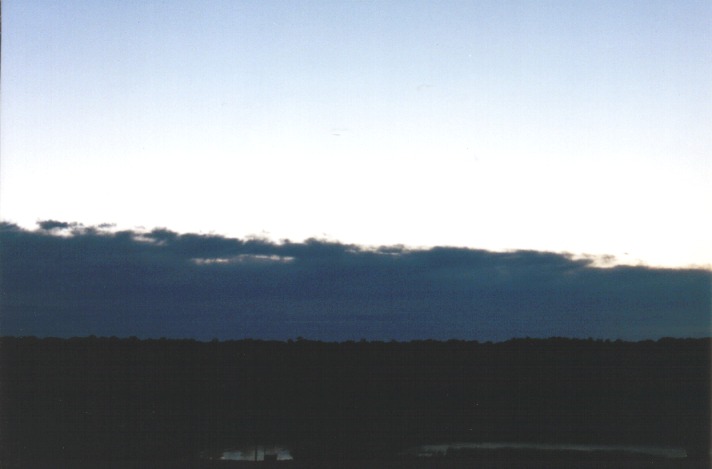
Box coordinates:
[1,336,709,467]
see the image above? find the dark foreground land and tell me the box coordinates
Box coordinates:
[4,456,712,469]
[1,336,709,467]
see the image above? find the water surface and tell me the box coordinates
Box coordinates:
[220,445,293,461]
[407,441,687,459]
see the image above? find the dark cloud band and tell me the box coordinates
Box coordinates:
[1,221,709,341]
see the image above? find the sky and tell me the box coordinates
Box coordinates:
[1,0,710,268]
[0,2,710,340]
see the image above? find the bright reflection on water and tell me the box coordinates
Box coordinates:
[221,445,293,461]
[407,442,687,459]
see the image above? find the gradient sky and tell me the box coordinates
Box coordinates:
[2,0,711,268]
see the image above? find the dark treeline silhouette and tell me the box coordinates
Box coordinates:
[1,336,709,464]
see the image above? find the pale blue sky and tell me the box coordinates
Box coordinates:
[2,0,710,267]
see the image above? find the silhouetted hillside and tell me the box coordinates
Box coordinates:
[1,336,709,465]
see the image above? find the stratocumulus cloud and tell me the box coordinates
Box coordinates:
[0,221,709,341]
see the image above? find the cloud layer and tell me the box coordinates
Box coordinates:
[1,221,709,341]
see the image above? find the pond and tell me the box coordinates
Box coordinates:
[220,444,293,461]
[405,441,688,459]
